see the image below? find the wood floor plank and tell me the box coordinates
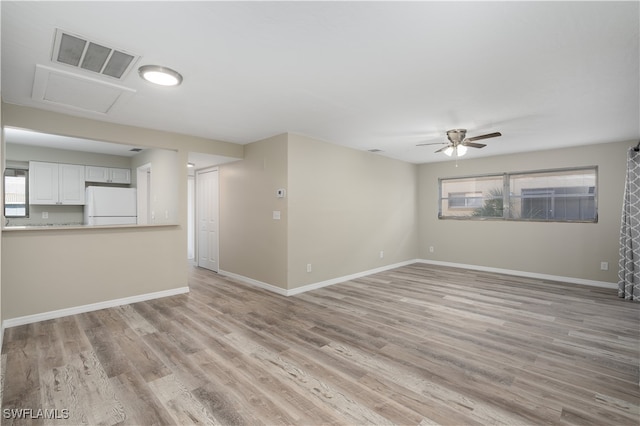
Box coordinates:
[109,369,174,425]
[33,321,65,371]
[147,373,220,426]
[111,327,172,383]
[53,316,92,359]
[42,350,126,425]
[190,349,304,425]
[2,325,42,417]
[114,305,159,337]
[1,262,638,425]
[141,332,210,392]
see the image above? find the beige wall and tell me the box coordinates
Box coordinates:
[418,141,629,282]
[219,134,288,288]
[1,103,242,320]
[219,133,418,291]
[131,148,181,225]
[287,134,418,289]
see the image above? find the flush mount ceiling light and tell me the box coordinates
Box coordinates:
[138,65,183,86]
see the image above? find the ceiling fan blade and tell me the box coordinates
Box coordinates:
[434,145,451,153]
[463,142,486,148]
[465,132,502,142]
[416,142,446,147]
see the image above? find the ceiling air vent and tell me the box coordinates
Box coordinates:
[52,29,139,80]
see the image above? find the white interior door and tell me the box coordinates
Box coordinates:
[197,168,219,272]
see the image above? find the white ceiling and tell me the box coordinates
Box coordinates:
[1,1,638,164]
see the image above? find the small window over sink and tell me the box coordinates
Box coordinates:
[4,168,29,218]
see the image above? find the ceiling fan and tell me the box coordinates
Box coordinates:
[417,129,502,157]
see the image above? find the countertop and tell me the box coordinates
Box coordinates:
[2,223,179,232]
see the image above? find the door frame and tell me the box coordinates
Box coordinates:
[187,175,195,261]
[136,163,151,225]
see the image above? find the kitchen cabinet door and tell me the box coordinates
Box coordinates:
[29,161,59,205]
[109,168,131,184]
[85,165,110,183]
[59,163,86,204]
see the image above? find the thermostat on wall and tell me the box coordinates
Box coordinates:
[276,188,286,198]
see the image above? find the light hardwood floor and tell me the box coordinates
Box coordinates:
[1,263,639,425]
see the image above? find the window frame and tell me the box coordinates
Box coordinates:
[438,166,598,223]
[4,167,30,218]
[447,192,484,210]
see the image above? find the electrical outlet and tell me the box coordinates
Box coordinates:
[600,261,609,271]
[379,251,384,259]
[429,246,434,253]
[306,263,312,273]
[42,211,49,219]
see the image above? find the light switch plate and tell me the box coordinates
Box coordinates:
[273,210,281,220]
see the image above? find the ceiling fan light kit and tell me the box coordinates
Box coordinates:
[443,144,467,157]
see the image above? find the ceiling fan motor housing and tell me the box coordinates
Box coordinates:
[446,129,466,145]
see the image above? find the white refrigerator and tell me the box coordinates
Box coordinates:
[84,186,137,225]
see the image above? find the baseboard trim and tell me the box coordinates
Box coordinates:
[215,259,617,298]
[220,259,419,297]
[218,270,289,296]
[417,259,617,289]
[3,286,190,329]
[286,260,419,296]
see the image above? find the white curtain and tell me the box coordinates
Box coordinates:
[618,146,640,301]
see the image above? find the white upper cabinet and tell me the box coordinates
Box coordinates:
[85,165,110,182]
[29,161,58,204]
[29,161,86,205]
[59,164,86,204]
[85,166,131,184]
[109,167,131,184]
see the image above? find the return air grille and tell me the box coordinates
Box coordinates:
[52,29,139,80]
